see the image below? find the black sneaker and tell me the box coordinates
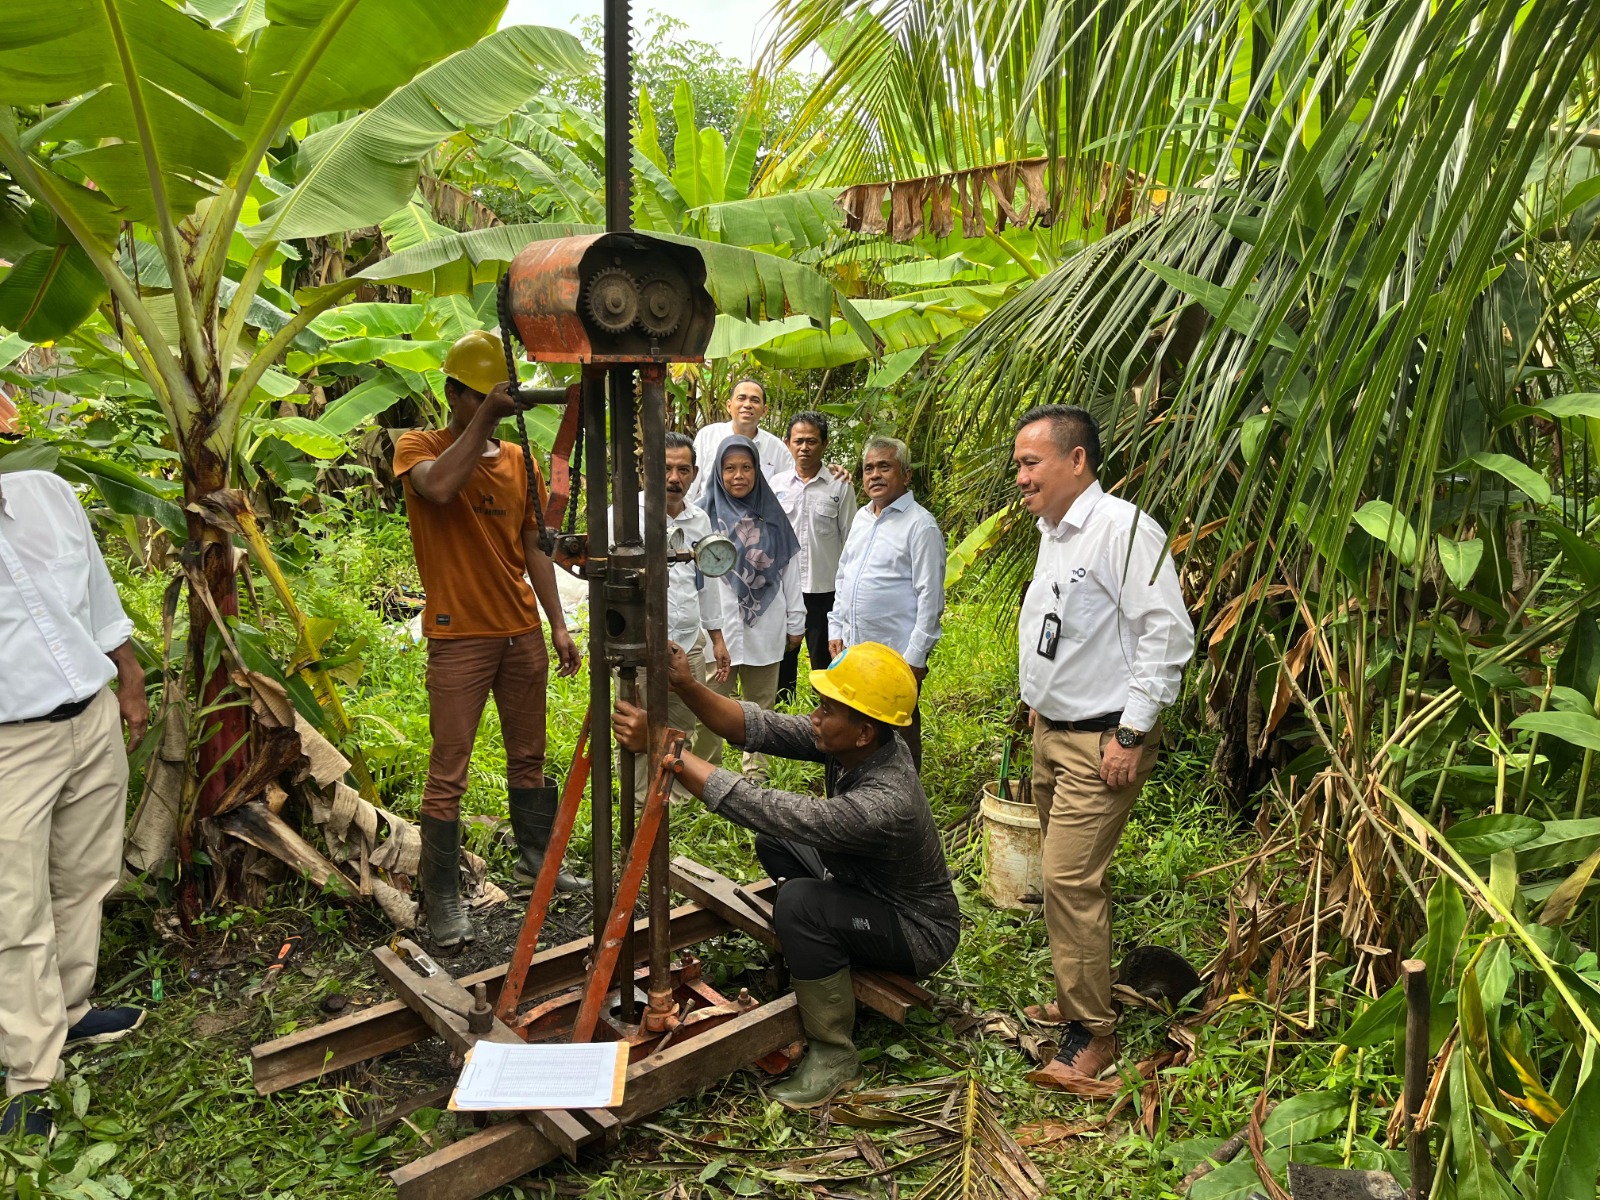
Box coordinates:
[64,1006,147,1048]
[0,1090,51,1138]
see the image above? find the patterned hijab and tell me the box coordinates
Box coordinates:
[700,434,800,625]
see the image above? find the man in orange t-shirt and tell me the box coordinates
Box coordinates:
[393,330,585,948]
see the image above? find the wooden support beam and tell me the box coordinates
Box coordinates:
[617,993,802,1121]
[389,995,802,1198]
[854,969,934,1025]
[668,858,780,950]
[251,885,776,1095]
[372,945,524,1054]
[390,1116,559,1200]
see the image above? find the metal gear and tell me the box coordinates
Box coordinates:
[636,273,686,338]
[585,266,640,334]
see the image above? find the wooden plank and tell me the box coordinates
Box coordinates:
[251,886,776,1095]
[371,947,523,1054]
[524,1108,592,1162]
[360,1085,454,1136]
[617,994,803,1121]
[392,996,800,1197]
[668,858,780,950]
[390,1116,559,1200]
[853,970,933,1025]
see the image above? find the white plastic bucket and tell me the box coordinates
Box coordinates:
[980,780,1043,912]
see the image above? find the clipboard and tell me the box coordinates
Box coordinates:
[448,1040,628,1111]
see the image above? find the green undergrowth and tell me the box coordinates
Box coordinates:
[3,510,1385,1199]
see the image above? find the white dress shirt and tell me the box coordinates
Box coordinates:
[608,500,723,651]
[715,560,805,668]
[829,491,946,669]
[0,471,134,722]
[773,468,856,593]
[1018,481,1194,732]
[686,423,796,505]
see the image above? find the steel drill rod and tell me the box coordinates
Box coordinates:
[640,365,673,1002]
[611,365,641,1023]
[583,370,613,952]
[603,0,632,233]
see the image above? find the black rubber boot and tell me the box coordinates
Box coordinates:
[508,786,591,893]
[419,815,475,947]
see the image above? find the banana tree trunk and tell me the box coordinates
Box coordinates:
[178,405,249,909]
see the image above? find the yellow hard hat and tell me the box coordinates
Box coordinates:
[442,329,512,395]
[811,642,918,727]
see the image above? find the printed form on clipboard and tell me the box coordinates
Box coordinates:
[449,1041,628,1111]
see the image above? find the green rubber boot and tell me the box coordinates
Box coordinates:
[508,786,591,893]
[418,815,475,948]
[768,968,863,1108]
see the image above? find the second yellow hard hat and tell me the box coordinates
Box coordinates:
[442,329,512,395]
[811,642,918,727]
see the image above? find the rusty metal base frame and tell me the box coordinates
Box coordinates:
[249,865,931,1200]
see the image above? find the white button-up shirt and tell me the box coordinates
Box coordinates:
[0,471,134,722]
[829,491,946,669]
[716,560,805,668]
[608,501,723,650]
[685,423,796,506]
[1018,481,1194,732]
[773,468,856,593]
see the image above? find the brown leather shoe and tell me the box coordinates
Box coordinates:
[1047,1023,1118,1079]
[1022,1001,1069,1024]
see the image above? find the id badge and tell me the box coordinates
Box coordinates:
[1036,611,1062,660]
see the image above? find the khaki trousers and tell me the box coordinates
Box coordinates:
[1031,724,1159,1037]
[0,689,128,1096]
[422,633,549,820]
[699,661,780,781]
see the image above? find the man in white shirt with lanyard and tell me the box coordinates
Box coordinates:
[0,468,150,1137]
[828,436,945,768]
[773,411,856,705]
[1011,405,1194,1085]
[686,378,795,505]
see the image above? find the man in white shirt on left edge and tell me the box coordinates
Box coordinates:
[829,437,946,769]
[0,467,149,1138]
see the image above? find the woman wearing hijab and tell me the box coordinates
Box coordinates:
[698,435,806,781]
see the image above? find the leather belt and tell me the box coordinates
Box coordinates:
[1,695,95,727]
[1041,710,1122,734]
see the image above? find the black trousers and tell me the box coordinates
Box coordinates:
[776,591,836,706]
[755,834,918,980]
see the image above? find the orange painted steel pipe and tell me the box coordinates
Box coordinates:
[570,728,683,1043]
[497,711,592,1026]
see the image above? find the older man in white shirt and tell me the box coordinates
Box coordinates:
[613,432,732,791]
[0,468,150,1138]
[685,378,795,506]
[773,411,856,705]
[1011,405,1194,1087]
[828,436,945,768]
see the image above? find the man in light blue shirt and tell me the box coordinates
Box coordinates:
[829,436,945,767]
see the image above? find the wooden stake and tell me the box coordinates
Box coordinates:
[1402,959,1432,1200]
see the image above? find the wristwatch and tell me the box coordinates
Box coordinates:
[1114,724,1145,748]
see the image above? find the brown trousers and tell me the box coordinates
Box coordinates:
[423,633,548,820]
[0,689,127,1096]
[1031,724,1159,1037]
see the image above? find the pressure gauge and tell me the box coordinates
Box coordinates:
[695,533,738,578]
